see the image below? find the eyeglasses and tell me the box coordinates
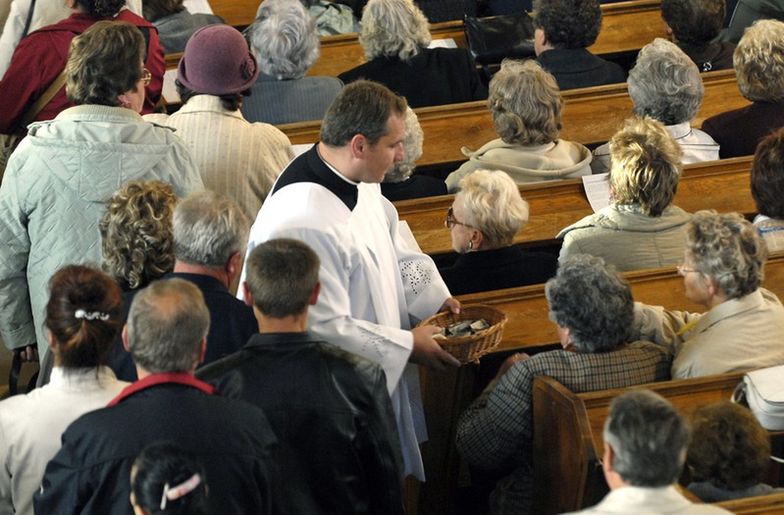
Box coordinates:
[140,68,152,86]
[677,264,700,277]
[445,207,471,229]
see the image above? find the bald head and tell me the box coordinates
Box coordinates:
[127,279,210,373]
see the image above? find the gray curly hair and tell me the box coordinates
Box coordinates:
[734,19,784,102]
[545,254,633,352]
[359,0,431,61]
[248,0,320,79]
[628,38,704,125]
[686,210,767,299]
[384,107,424,183]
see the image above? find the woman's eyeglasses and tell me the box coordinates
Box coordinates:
[445,207,470,229]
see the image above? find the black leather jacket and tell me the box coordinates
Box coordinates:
[198,331,405,515]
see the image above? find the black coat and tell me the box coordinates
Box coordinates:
[439,245,558,295]
[198,332,405,515]
[702,101,784,158]
[381,175,448,202]
[339,47,488,108]
[537,48,626,91]
[35,376,278,515]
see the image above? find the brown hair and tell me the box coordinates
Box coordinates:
[751,128,784,219]
[688,401,770,490]
[45,265,123,368]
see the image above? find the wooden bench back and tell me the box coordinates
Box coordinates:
[533,373,745,514]
[716,492,784,514]
[279,69,749,167]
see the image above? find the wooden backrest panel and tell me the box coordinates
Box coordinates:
[397,155,754,256]
[457,252,784,353]
[278,69,749,167]
[716,493,784,514]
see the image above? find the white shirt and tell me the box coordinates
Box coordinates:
[566,485,732,514]
[0,366,127,515]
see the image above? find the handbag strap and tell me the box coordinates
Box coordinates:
[17,69,66,130]
[21,0,38,38]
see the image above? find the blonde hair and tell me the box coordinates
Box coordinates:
[734,19,784,102]
[609,117,682,216]
[488,60,562,145]
[457,169,529,248]
[360,0,431,61]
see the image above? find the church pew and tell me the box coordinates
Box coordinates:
[418,253,784,513]
[716,492,784,514]
[278,68,749,167]
[397,155,754,257]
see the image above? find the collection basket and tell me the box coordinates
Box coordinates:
[418,304,508,364]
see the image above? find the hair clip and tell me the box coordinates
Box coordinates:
[160,474,202,510]
[74,309,110,321]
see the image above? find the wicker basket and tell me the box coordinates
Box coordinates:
[418,304,508,364]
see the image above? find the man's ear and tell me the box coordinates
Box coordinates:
[349,133,367,159]
[242,281,254,307]
[122,324,130,351]
[309,282,321,306]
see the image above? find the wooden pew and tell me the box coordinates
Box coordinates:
[418,253,784,513]
[716,493,784,514]
[279,69,749,167]
[205,0,258,28]
[398,155,755,257]
[532,373,747,514]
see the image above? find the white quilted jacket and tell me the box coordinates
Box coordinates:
[0,104,203,358]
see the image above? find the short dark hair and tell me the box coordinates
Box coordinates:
[752,128,784,219]
[142,0,185,22]
[77,0,125,17]
[604,390,690,487]
[132,441,208,515]
[45,265,123,368]
[175,81,246,111]
[66,21,145,106]
[244,239,320,318]
[661,0,724,47]
[687,401,770,491]
[320,80,407,146]
[533,0,602,49]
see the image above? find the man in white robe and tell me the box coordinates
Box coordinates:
[242,80,461,480]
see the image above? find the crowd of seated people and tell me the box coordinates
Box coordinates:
[3,2,784,515]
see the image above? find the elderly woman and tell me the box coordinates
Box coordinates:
[338,0,486,108]
[687,401,782,502]
[702,19,784,158]
[446,60,592,192]
[633,210,784,378]
[662,0,736,72]
[0,0,163,134]
[456,255,670,514]
[0,21,202,371]
[591,39,719,174]
[533,0,625,90]
[380,107,447,201]
[100,180,177,292]
[142,0,223,53]
[0,265,128,515]
[752,128,784,252]
[241,0,343,125]
[559,117,692,271]
[146,25,292,220]
[439,169,556,295]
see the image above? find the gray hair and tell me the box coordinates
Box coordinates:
[173,191,250,267]
[127,279,210,373]
[735,19,784,102]
[603,390,690,486]
[489,60,562,145]
[245,238,320,318]
[359,0,431,61]
[457,169,529,249]
[384,107,423,183]
[321,80,407,146]
[628,38,703,125]
[686,210,767,299]
[248,0,320,80]
[545,254,633,352]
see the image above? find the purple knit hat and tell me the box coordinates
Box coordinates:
[177,25,259,95]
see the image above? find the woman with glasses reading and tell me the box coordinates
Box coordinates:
[632,210,784,379]
[438,169,557,295]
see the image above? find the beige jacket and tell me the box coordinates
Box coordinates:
[445,138,592,192]
[632,288,784,378]
[557,204,692,272]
